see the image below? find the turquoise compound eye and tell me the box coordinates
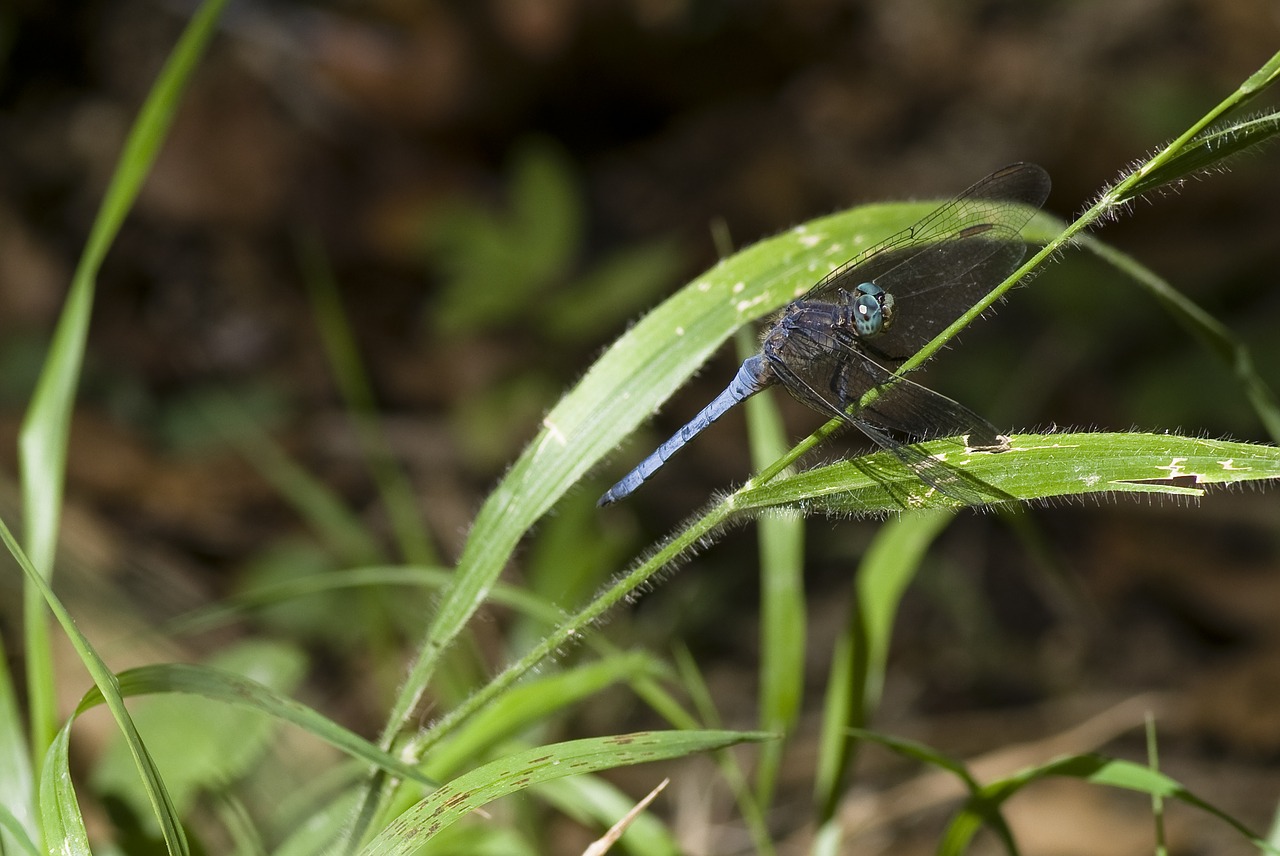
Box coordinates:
[853,282,888,336]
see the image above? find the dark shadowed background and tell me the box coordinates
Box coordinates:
[2,1,1280,853]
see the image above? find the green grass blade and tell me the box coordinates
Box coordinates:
[272,782,364,856]
[73,663,433,788]
[734,432,1280,514]
[358,502,734,852]
[166,565,556,638]
[348,500,729,848]
[401,502,732,760]
[849,729,980,786]
[1266,803,1280,856]
[17,0,230,765]
[19,0,232,834]
[814,512,952,823]
[298,235,438,566]
[39,726,90,856]
[360,730,771,855]
[0,799,40,856]
[856,511,953,712]
[842,730,1015,856]
[423,652,666,779]
[669,646,775,856]
[1145,715,1168,854]
[3,514,189,855]
[212,793,267,856]
[0,638,36,852]
[738,327,807,808]
[945,755,1277,855]
[1120,110,1280,203]
[1099,48,1280,206]
[91,643,306,825]
[854,726,1276,855]
[1080,757,1270,848]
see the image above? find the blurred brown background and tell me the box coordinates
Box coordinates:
[2,1,1280,853]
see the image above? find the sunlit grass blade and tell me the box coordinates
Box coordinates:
[16,0,231,778]
[735,433,1280,515]
[298,235,438,566]
[360,730,772,855]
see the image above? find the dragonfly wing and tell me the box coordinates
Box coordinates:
[850,418,1010,506]
[767,342,1008,503]
[858,371,1006,449]
[804,162,1049,305]
[770,334,1001,444]
[866,234,1026,365]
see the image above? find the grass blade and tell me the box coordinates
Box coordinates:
[76,664,433,787]
[815,511,953,823]
[422,652,666,780]
[360,730,771,855]
[735,432,1280,514]
[0,641,36,853]
[738,328,807,808]
[1120,110,1280,203]
[39,727,90,856]
[1098,48,1280,206]
[17,0,230,767]
[3,512,189,855]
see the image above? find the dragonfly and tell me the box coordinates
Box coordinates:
[598,162,1051,507]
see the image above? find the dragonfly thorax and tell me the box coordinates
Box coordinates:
[762,282,895,363]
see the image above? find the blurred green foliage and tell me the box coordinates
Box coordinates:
[425,137,685,344]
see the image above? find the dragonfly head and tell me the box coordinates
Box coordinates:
[852,282,894,337]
